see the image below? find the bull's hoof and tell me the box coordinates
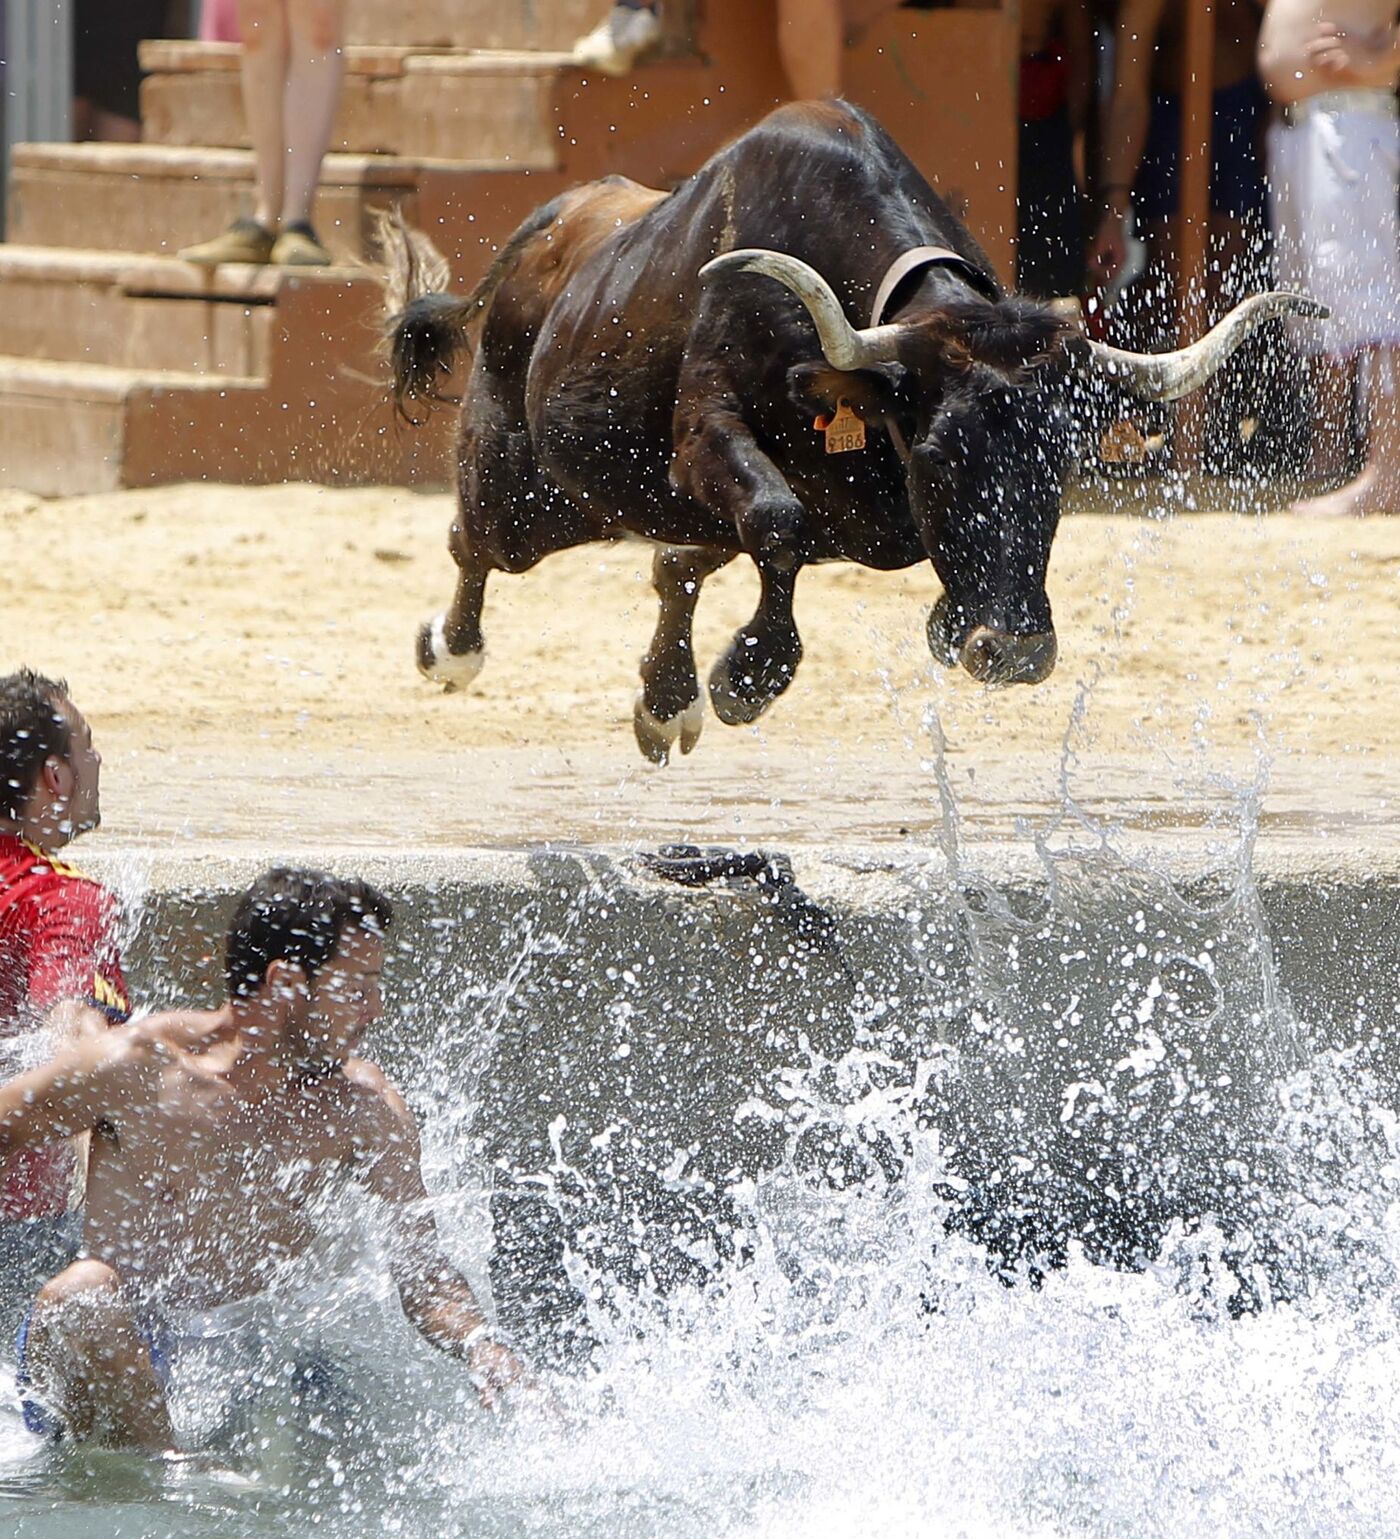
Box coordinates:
[416,614,484,693]
[633,693,705,764]
[708,636,799,726]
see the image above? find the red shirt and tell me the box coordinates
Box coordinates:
[0,833,130,1219]
[1019,41,1071,124]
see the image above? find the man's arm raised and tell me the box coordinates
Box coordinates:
[348,1060,529,1410]
[0,1010,222,1155]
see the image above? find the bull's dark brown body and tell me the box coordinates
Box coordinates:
[397,102,1079,759]
[477,104,985,571]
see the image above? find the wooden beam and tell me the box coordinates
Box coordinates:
[1175,0,1214,467]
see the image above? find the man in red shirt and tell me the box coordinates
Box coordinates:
[0,670,127,1300]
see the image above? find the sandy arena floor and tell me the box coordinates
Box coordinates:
[3,479,1399,854]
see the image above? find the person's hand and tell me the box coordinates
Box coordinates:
[1087,204,1129,286]
[466,1334,531,1412]
[1305,20,1400,87]
[106,1011,229,1077]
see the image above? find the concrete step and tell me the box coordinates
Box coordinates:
[139,42,566,165]
[0,246,303,375]
[0,355,259,495]
[344,0,603,50]
[0,272,455,494]
[6,143,421,261]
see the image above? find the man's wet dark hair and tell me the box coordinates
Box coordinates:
[0,669,72,821]
[225,867,393,999]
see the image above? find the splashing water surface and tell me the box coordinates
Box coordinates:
[4,744,1400,1539]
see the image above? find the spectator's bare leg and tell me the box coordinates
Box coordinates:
[236,0,291,231]
[280,0,346,229]
[1291,347,1400,517]
[1300,356,1354,484]
[777,0,843,99]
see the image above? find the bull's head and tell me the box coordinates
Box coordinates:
[701,249,1325,687]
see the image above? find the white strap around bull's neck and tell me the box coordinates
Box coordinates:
[869,244,997,328]
[869,246,998,465]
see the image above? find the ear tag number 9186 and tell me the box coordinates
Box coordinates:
[814,400,866,455]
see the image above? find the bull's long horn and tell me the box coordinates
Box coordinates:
[1086,291,1328,402]
[701,249,906,370]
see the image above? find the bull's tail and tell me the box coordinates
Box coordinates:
[375,208,470,422]
[375,200,560,423]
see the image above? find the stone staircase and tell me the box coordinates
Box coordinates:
[0,0,610,493]
[0,0,1019,494]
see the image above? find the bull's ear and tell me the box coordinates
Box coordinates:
[899,298,1072,379]
[787,361,903,422]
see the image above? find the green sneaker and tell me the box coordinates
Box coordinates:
[178,217,276,266]
[270,221,332,266]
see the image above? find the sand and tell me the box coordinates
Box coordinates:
[3,478,1399,852]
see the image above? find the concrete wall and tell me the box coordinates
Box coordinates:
[84,840,1400,1353]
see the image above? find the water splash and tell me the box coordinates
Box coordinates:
[8,759,1400,1534]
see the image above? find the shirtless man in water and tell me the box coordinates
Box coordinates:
[0,868,525,1450]
[1258,0,1400,514]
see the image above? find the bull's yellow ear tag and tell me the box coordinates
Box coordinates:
[822,400,866,455]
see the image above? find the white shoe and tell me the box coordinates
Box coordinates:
[572,4,663,75]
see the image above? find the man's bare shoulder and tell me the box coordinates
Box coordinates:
[337,1057,418,1151]
[97,1012,236,1128]
[341,1057,410,1112]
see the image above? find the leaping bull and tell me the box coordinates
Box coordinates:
[382,101,1321,762]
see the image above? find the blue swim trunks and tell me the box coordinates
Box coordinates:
[1134,74,1268,221]
[14,1301,172,1440]
[15,1291,347,1443]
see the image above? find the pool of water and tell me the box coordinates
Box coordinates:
[5,773,1400,1536]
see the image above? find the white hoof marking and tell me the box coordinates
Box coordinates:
[676,696,704,754]
[423,614,484,689]
[634,693,705,757]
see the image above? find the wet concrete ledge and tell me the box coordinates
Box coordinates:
[79,834,1400,1061]
[75,833,1400,901]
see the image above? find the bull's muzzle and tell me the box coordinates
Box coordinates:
[959,626,1058,686]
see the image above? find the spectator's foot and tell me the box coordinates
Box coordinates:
[572,3,663,75]
[178,218,275,266]
[270,221,333,266]
[1289,465,1400,518]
